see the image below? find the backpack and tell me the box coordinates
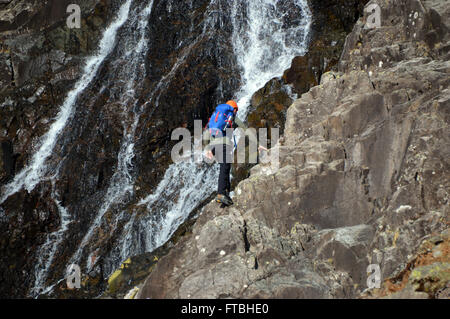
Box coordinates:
[207,104,235,137]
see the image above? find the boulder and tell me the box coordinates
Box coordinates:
[308,225,375,287]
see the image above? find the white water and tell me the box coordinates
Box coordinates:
[232,0,312,118]
[24,0,134,297]
[132,161,217,248]
[29,180,72,297]
[0,0,133,205]
[68,0,155,272]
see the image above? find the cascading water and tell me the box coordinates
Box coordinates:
[231,0,312,118]
[68,0,155,273]
[25,0,136,297]
[104,0,227,271]
[71,0,220,277]
[28,178,72,297]
[0,0,133,205]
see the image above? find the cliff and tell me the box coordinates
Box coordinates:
[137,0,449,298]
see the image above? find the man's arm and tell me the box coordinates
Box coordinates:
[233,117,268,151]
[233,116,246,130]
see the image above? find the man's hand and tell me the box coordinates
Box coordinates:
[205,150,214,160]
[258,145,268,152]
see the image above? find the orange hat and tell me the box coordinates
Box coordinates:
[226,100,238,110]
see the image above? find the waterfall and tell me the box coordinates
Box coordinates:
[26,0,134,297]
[0,0,133,205]
[28,179,72,297]
[231,0,312,118]
[68,0,155,273]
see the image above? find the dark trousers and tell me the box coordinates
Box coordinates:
[212,143,233,195]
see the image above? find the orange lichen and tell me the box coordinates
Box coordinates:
[371,235,449,298]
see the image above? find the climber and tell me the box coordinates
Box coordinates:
[204,100,267,206]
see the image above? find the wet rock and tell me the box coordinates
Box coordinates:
[0,0,115,298]
[248,78,293,135]
[0,139,14,182]
[0,181,61,297]
[0,0,243,298]
[283,0,369,94]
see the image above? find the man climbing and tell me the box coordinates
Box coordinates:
[204,100,266,206]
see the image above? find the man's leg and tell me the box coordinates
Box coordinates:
[218,161,231,195]
[217,142,231,194]
[216,143,233,206]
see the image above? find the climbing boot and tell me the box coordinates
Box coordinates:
[216,193,233,206]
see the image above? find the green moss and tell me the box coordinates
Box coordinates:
[107,258,132,294]
[409,262,450,293]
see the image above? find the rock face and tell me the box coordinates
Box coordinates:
[138,0,449,298]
